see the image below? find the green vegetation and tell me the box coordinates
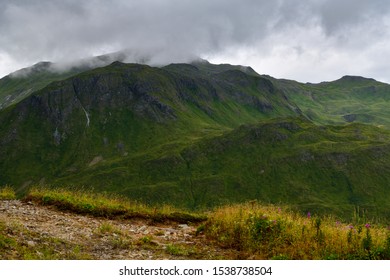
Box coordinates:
[274,75,390,128]
[204,202,390,259]
[1,188,389,259]
[170,117,390,220]
[165,243,194,257]
[38,117,390,221]
[93,222,133,250]
[2,61,390,223]
[0,61,292,192]
[0,186,16,200]
[95,222,122,235]
[0,62,85,110]
[4,59,390,259]
[25,187,206,223]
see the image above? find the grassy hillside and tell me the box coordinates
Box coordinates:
[0,62,84,110]
[0,61,297,188]
[0,52,132,110]
[1,61,390,222]
[50,117,390,221]
[275,75,390,128]
[178,117,390,219]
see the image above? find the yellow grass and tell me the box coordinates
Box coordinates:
[0,186,16,200]
[204,202,390,259]
[25,186,206,223]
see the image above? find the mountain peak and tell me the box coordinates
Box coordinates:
[338,75,376,83]
[9,61,53,78]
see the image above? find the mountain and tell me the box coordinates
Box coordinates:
[273,75,390,128]
[0,61,75,110]
[0,52,129,110]
[0,61,297,186]
[1,59,390,221]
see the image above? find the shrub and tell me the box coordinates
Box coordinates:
[0,186,16,200]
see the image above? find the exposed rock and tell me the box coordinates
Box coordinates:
[53,128,61,145]
[299,151,315,162]
[328,153,349,165]
[27,241,36,247]
[178,224,189,229]
[343,114,357,122]
[88,156,103,167]
[116,142,125,153]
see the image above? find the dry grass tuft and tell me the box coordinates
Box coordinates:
[0,186,16,200]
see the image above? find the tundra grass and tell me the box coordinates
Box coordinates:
[24,186,206,223]
[0,186,16,200]
[204,202,390,259]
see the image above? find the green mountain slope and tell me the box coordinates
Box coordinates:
[1,60,390,221]
[0,52,128,110]
[0,62,81,110]
[177,117,390,219]
[275,75,390,128]
[52,117,390,220]
[0,61,297,188]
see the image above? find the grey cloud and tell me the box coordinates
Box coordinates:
[0,0,289,64]
[1,0,390,82]
[317,0,390,34]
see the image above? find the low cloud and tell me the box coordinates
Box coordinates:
[1,0,390,82]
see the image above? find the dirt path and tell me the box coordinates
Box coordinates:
[0,200,232,260]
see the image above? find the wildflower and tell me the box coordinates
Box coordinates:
[307,212,311,219]
[365,223,371,229]
[278,207,281,213]
[348,225,354,230]
[336,221,341,226]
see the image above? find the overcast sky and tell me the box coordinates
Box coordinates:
[1,0,390,83]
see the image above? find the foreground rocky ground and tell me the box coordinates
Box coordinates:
[0,200,237,260]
